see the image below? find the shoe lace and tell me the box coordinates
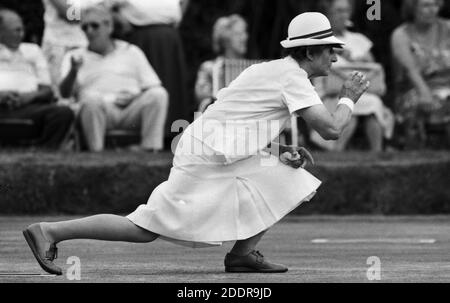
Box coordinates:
[45,244,58,261]
[252,250,265,264]
[254,250,264,258]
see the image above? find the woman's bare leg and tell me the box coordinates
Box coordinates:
[365,115,383,152]
[230,230,267,256]
[24,215,159,275]
[40,214,159,244]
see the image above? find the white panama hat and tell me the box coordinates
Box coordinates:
[281,12,345,48]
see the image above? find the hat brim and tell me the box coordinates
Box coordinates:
[280,36,345,49]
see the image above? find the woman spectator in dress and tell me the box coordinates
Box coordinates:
[391,0,450,149]
[194,14,248,113]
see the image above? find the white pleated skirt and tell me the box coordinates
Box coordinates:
[127,134,322,248]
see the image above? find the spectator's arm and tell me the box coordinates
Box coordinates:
[391,28,431,96]
[16,85,55,108]
[59,68,78,98]
[48,0,77,23]
[59,53,83,98]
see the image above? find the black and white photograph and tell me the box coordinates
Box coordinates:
[0,0,449,293]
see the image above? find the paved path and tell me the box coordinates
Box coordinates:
[1,216,450,283]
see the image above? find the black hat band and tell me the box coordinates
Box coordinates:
[289,28,334,41]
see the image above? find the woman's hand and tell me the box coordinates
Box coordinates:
[70,55,83,73]
[279,145,315,169]
[339,71,370,103]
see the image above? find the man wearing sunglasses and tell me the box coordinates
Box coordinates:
[59,5,169,152]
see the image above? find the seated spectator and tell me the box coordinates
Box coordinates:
[59,5,168,152]
[0,8,74,150]
[311,0,394,152]
[41,0,105,92]
[195,14,248,113]
[391,0,450,149]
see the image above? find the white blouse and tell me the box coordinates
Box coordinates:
[183,56,323,163]
[113,0,182,26]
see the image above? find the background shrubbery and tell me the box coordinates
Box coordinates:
[1,151,449,215]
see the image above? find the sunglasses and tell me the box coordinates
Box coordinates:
[81,22,101,32]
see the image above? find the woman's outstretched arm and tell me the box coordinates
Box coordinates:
[298,72,370,141]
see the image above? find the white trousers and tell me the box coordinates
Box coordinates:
[79,87,169,151]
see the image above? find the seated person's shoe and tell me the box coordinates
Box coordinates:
[224,250,288,273]
[23,223,62,275]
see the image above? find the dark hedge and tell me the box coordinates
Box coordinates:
[1,151,449,215]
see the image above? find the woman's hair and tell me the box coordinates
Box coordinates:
[212,14,247,54]
[0,8,18,30]
[315,0,355,16]
[401,0,444,22]
[283,45,332,62]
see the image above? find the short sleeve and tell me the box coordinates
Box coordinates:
[282,71,323,114]
[130,45,162,89]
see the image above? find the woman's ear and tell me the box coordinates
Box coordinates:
[305,47,315,61]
